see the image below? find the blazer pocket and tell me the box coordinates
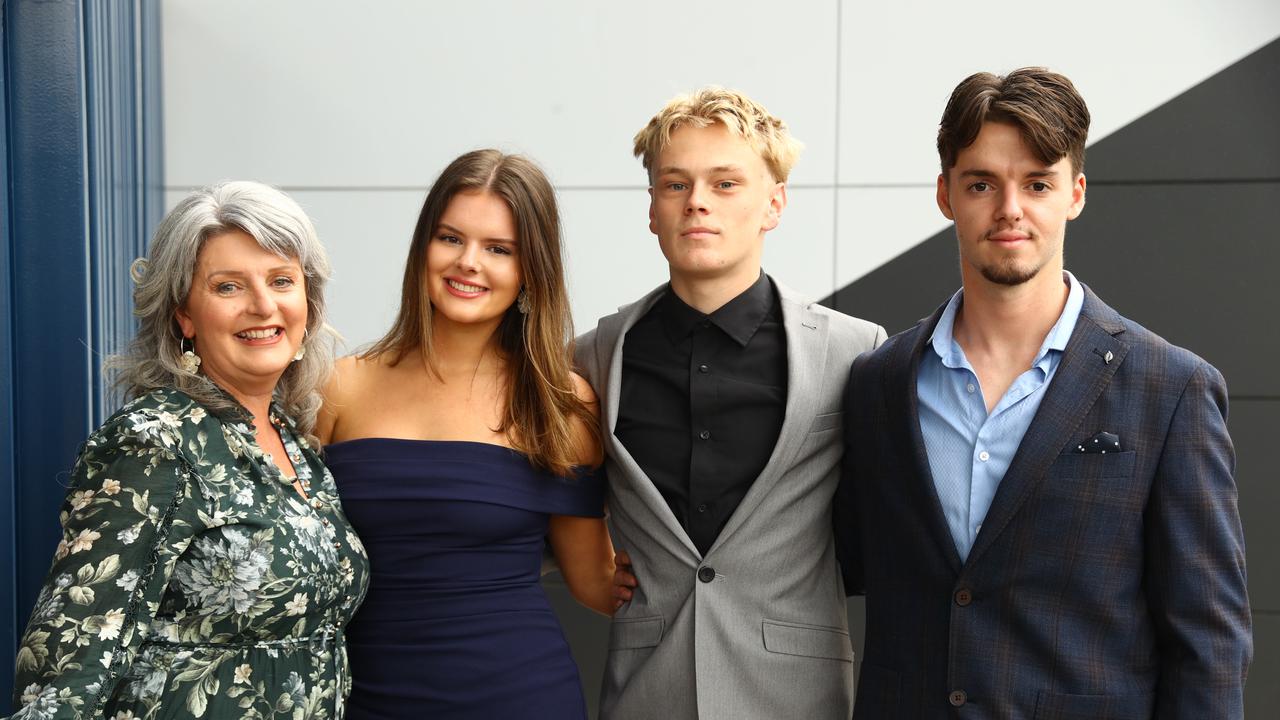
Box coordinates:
[608,615,664,650]
[1033,690,1153,720]
[810,411,843,434]
[1049,450,1136,479]
[762,619,854,662]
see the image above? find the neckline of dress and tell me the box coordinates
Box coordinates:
[324,437,524,456]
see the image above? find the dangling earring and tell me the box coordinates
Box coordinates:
[516,288,532,315]
[293,328,309,362]
[179,337,202,374]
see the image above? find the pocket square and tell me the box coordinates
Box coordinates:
[1075,431,1122,454]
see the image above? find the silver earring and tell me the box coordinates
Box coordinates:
[293,328,309,362]
[179,337,202,374]
[517,288,532,315]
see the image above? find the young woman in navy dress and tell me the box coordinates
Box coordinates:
[317,150,617,718]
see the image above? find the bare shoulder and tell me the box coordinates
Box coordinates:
[318,354,384,443]
[324,355,372,402]
[568,371,603,467]
[570,371,599,412]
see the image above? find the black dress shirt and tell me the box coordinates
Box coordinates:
[616,273,787,555]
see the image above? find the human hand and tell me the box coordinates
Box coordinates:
[612,549,637,610]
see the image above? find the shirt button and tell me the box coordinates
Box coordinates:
[321,518,331,526]
[311,498,323,509]
[966,383,976,393]
[332,541,342,550]
[698,430,711,440]
[697,567,716,583]
[696,503,708,513]
[949,690,967,707]
[978,450,990,462]
[954,588,973,606]
[698,364,710,374]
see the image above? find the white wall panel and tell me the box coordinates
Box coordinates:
[558,189,668,334]
[163,1,1280,345]
[838,0,1280,186]
[163,0,839,189]
[760,188,836,303]
[835,186,951,287]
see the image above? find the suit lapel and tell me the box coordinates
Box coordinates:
[597,284,702,558]
[963,287,1129,569]
[892,306,965,575]
[707,285,828,554]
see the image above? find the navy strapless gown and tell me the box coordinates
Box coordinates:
[325,438,605,719]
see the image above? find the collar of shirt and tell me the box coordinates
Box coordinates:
[201,380,292,433]
[927,270,1085,377]
[658,272,775,347]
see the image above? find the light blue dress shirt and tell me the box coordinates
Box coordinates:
[917,271,1084,561]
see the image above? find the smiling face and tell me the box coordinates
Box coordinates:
[175,229,308,399]
[648,122,786,294]
[937,121,1086,289]
[425,190,522,333]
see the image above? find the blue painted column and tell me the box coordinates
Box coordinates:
[0,7,16,710]
[1,0,163,711]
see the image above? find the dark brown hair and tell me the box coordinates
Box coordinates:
[363,149,597,476]
[937,67,1091,177]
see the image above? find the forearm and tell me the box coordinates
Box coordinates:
[548,516,618,616]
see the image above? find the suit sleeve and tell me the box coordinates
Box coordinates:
[871,324,888,351]
[9,417,202,719]
[835,356,868,596]
[1144,361,1251,719]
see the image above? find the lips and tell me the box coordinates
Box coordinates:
[444,277,488,298]
[988,230,1031,244]
[681,226,719,238]
[235,327,284,344]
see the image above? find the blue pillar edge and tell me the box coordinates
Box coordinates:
[0,0,17,709]
[1,0,163,711]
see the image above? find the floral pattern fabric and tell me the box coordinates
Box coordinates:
[8,388,370,720]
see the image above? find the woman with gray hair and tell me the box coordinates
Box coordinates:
[6,181,369,720]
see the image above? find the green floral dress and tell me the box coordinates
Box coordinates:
[8,387,370,720]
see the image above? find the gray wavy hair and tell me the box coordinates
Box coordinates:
[110,181,337,443]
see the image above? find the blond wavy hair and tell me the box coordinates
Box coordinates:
[633,86,803,183]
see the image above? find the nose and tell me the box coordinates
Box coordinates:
[996,187,1023,222]
[247,282,278,316]
[456,241,482,272]
[684,181,710,215]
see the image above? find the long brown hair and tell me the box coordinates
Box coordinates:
[363,149,597,476]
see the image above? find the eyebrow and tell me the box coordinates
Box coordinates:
[438,222,517,244]
[655,164,747,176]
[959,168,1059,179]
[206,265,299,278]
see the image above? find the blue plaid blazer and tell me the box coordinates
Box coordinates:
[836,285,1251,719]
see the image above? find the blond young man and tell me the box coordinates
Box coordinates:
[575,88,885,720]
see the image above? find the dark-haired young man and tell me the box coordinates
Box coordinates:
[836,68,1251,718]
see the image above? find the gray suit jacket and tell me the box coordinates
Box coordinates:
[575,278,886,720]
